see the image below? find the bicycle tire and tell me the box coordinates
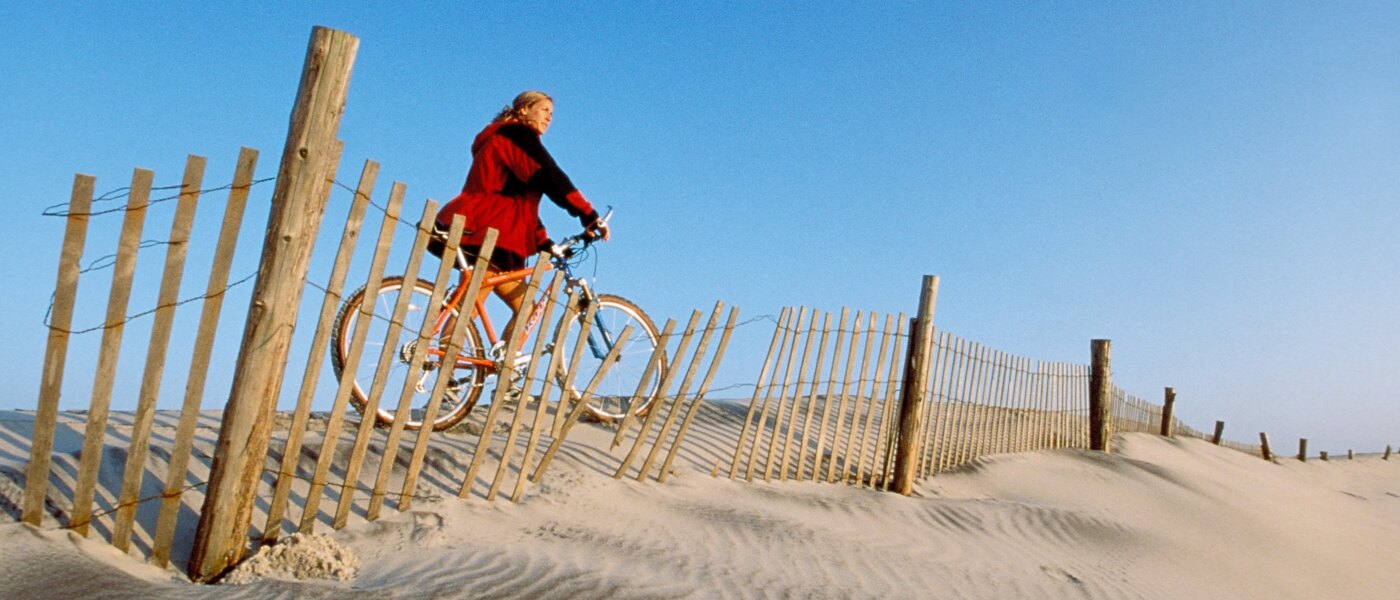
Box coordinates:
[556,294,666,423]
[330,276,489,431]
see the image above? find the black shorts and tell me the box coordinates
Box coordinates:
[426,225,527,272]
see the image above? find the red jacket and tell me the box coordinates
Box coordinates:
[436,121,598,267]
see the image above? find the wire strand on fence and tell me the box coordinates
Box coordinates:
[42,177,276,218]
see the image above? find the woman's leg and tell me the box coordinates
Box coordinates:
[474,269,528,341]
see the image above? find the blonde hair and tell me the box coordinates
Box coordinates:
[493,90,553,123]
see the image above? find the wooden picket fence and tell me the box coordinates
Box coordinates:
[16,149,734,579]
[723,308,1274,490]
[13,27,741,581]
[725,308,1100,488]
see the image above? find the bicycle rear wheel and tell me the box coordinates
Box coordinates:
[557,294,665,422]
[330,276,489,431]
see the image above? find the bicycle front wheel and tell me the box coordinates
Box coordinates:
[330,276,489,431]
[557,294,665,423]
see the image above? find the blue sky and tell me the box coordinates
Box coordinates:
[2,2,1396,454]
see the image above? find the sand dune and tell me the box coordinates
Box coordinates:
[2,403,1398,599]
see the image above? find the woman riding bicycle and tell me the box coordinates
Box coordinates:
[433,90,611,329]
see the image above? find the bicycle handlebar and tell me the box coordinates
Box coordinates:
[553,206,614,260]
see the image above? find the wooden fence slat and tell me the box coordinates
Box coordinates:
[1081,365,1094,447]
[728,308,789,479]
[70,167,152,536]
[615,311,700,479]
[839,312,879,483]
[112,155,206,551]
[826,311,864,483]
[973,345,1000,462]
[23,173,94,527]
[874,316,906,489]
[854,314,895,486]
[919,331,951,477]
[489,273,566,499]
[1000,354,1019,453]
[511,288,580,501]
[151,148,257,565]
[333,200,438,527]
[762,309,811,481]
[639,302,724,482]
[999,354,1019,454]
[610,314,682,450]
[955,341,988,468]
[299,182,406,534]
[1031,361,1048,451]
[365,216,471,518]
[936,337,964,472]
[925,332,956,476]
[395,230,498,508]
[776,311,822,481]
[795,313,834,481]
[1044,362,1058,448]
[1014,356,1034,453]
[938,337,971,473]
[262,157,374,543]
[965,347,995,463]
[748,308,804,481]
[459,254,552,499]
[1004,355,1023,454]
[993,350,1017,455]
[1056,363,1070,448]
[551,294,602,438]
[531,325,636,481]
[988,349,1013,455]
[961,345,991,464]
[657,306,740,483]
[609,319,680,450]
[1047,362,1062,448]
[944,340,973,469]
[810,308,849,482]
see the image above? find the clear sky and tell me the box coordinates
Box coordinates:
[3,2,1396,454]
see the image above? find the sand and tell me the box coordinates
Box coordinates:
[1,403,1398,599]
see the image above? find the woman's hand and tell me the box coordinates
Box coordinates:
[587,220,611,241]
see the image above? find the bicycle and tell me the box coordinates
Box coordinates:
[328,210,665,431]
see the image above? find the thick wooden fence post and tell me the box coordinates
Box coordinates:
[1088,340,1111,452]
[189,26,357,583]
[1320,451,1329,461]
[1259,432,1272,461]
[1298,438,1308,462]
[1385,445,1392,460]
[1211,421,1225,445]
[1160,387,1175,437]
[893,275,938,495]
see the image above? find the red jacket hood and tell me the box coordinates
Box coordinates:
[471,121,538,154]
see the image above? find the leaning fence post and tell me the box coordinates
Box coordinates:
[893,275,938,495]
[1385,445,1392,460]
[189,26,358,583]
[1211,421,1225,445]
[1259,432,1273,461]
[1088,340,1111,452]
[21,174,94,526]
[1160,387,1175,437]
[1298,438,1308,462]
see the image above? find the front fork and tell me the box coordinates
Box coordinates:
[574,282,614,361]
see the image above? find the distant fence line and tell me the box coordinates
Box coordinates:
[722,306,1273,491]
